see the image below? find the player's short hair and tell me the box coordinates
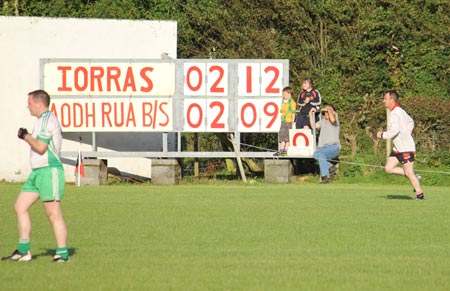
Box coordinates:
[282,86,292,94]
[29,90,50,107]
[302,77,313,87]
[385,90,399,102]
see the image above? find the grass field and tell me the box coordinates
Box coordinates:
[0,182,449,290]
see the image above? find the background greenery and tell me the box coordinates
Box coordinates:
[2,0,449,177]
[1,183,449,290]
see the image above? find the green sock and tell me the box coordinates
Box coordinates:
[56,247,69,259]
[18,238,30,254]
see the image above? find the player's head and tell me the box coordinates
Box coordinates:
[383,90,399,109]
[27,90,50,117]
[282,86,292,99]
[28,89,50,107]
[302,78,313,90]
[384,90,399,102]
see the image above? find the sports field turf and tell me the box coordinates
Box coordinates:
[0,183,449,290]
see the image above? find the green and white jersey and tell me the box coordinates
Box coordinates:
[30,111,63,169]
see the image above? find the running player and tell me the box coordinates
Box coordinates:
[377,90,424,200]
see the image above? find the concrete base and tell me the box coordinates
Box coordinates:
[264,159,293,183]
[151,159,181,185]
[77,159,108,186]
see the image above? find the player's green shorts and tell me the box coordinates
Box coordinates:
[21,166,65,202]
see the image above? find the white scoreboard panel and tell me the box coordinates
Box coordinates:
[41,59,289,133]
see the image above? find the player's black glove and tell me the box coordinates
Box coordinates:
[18,128,29,139]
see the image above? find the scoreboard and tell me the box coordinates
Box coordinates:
[41,59,289,133]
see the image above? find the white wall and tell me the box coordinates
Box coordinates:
[0,16,177,182]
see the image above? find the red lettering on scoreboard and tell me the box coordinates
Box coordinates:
[263,101,278,128]
[241,103,257,128]
[142,100,170,128]
[186,103,203,128]
[56,65,154,93]
[209,101,225,129]
[293,132,310,147]
[50,99,171,131]
[186,66,203,92]
[209,65,225,93]
[264,66,281,94]
[101,102,137,128]
[51,102,96,128]
[246,66,252,93]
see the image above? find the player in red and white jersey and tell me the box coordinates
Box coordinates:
[377,90,424,200]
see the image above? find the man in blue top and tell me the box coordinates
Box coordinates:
[2,90,69,262]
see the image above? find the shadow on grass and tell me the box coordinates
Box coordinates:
[379,194,413,200]
[33,248,77,260]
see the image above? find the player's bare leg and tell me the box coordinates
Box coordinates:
[284,142,290,152]
[43,201,67,248]
[384,156,405,176]
[280,141,286,152]
[43,200,69,262]
[15,192,40,241]
[1,192,39,261]
[403,161,423,195]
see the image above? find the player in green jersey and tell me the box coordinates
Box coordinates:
[2,90,69,262]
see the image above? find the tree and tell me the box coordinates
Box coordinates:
[2,0,449,165]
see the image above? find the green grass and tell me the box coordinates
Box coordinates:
[1,183,449,290]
